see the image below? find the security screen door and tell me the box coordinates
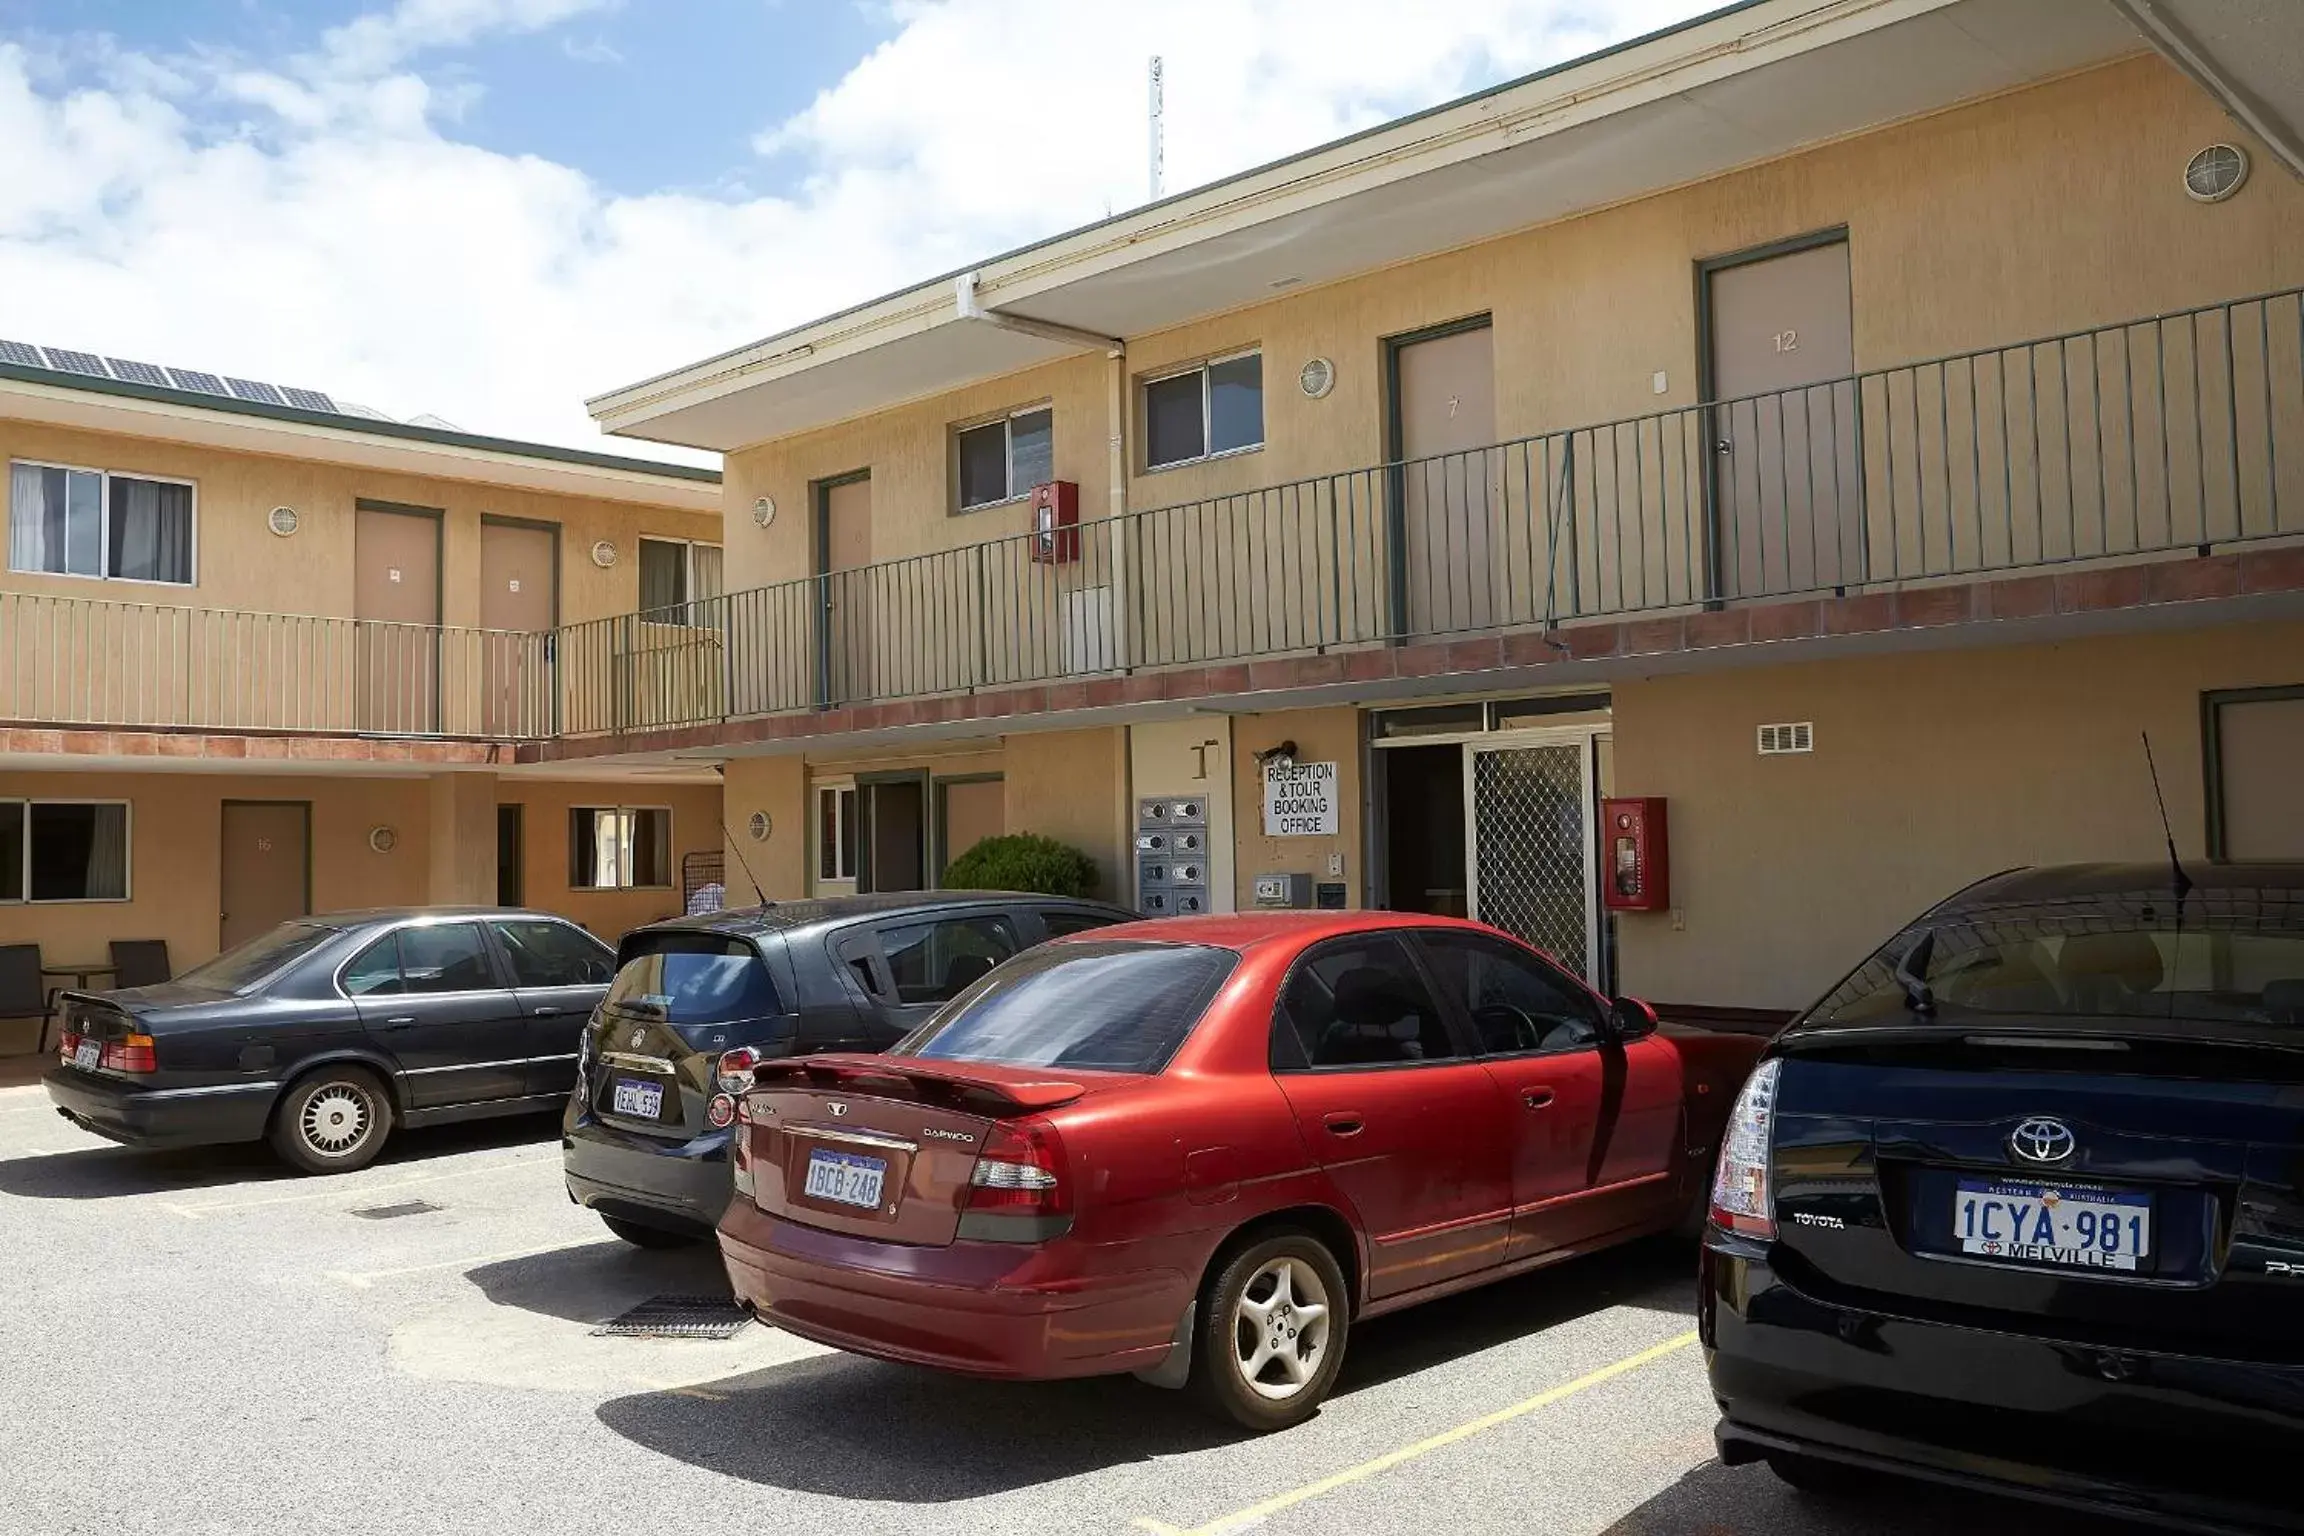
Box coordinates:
[1465,733,1600,986]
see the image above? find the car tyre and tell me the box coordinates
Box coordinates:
[601,1214,700,1249]
[270,1066,391,1175]
[1189,1229,1349,1433]
[1764,1450,1870,1496]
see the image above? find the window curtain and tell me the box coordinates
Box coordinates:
[7,462,49,573]
[109,478,193,583]
[637,540,686,617]
[691,544,723,604]
[83,803,127,899]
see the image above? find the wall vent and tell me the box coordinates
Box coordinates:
[1757,721,1814,756]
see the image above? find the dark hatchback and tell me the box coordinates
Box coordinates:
[1704,862,2304,1533]
[46,908,616,1173]
[562,890,1131,1246]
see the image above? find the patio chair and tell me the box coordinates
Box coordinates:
[0,945,50,1056]
[110,939,172,990]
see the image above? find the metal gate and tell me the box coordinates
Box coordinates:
[1465,732,1600,985]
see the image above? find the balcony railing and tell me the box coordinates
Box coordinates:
[0,592,553,739]
[555,284,2304,736]
[10,287,2300,746]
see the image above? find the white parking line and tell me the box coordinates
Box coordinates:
[326,1236,598,1288]
[165,1153,557,1218]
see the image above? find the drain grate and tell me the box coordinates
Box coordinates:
[350,1199,444,1220]
[591,1294,753,1340]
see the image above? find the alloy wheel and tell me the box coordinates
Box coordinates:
[299,1082,373,1157]
[1229,1254,1332,1400]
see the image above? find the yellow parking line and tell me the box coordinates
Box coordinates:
[164,1153,556,1218]
[326,1236,596,1288]
[1141,1330,1700,1536]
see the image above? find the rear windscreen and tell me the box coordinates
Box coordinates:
[607,934,781,1024]
[1814,899,2304,1026]
[889,941,1237,1074]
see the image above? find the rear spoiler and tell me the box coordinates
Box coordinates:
[750,1053,1087,1112]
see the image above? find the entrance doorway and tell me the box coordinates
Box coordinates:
[858,775,927,893]
[1703,233,1860,599]
[496,804,524,906]
[479,519,555,736]
[354,503,442,732]
[1389,317,1501,638]
[220,801,310,951]
[816,473,873,706]
[1375,721,1608,988]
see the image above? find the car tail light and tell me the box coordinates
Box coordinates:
[715,1047,763,1096]
[102,1034,157,1074]
[1709,1059,1782,1240]
[706,1094,736,1129]
[963,1117,1069,1217]
[58,1031,81,1066]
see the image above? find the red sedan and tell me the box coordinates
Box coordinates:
[718,911,1763,1430]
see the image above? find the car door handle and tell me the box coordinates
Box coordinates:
[1323,1114,1364,1137]
[382,1016,416,1029]
[1522,1088,1556,1109]
[532,1006,559,1017]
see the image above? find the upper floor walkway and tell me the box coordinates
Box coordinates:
[10,283,2304,759]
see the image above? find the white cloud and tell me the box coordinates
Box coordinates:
[0,1,1710,464]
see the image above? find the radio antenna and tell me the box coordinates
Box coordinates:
[723,823,770,909]
[2139,732,2192,901]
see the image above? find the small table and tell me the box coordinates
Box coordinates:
[38,964,117,1054]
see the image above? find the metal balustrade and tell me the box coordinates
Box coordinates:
[0,593,551,739]
[9,287,2301,744]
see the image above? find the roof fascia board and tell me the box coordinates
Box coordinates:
[587,0,1963,432]
[0,375,722,508]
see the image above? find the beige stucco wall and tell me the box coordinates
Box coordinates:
[1611,618,2304,1014]
[718,756,809,901]
[1229,706,1363,910]
[709,56,2303,677]
[0,770,722,983]
[0,418,719,627]
[1001,728,1131,901]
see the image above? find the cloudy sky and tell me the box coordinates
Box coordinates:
[0,0,1716,463]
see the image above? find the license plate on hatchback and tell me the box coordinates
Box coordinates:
[611,1078,663,1119]
[1955,1178,2152,1272]
[73,1038,101,1071]
[803,1148,887,1210]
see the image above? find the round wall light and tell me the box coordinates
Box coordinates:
[1298,357,1336,399]
[367,825,398,854]
[589,539,618,568]
[753,496,777,528]
[2185,143,2249,203]
[267,506,301,537]
[748,810,773,842]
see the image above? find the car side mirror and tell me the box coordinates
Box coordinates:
[1611,995,1660,1040]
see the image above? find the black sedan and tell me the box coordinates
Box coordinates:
[563,890,1131,1247]
[1704,861,2304,1533]
[47,908,616,1174]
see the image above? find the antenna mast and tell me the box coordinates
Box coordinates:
[1148,56,1165,201]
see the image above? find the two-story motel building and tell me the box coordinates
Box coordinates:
[11,0,2304,1056]
[0,353,727,1051]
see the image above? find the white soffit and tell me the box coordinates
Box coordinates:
[2111,0,2304,179]
[593,0,2142,452]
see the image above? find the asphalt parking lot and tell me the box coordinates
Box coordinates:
[0,1082,2154,1536]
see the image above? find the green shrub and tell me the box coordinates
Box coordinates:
[941,832,1100,898]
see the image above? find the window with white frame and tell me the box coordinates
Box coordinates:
[637,537,724,626]
[817,785,858,883]
[955,406,1054,511]
[0,800,131,902]
[8,461,195,585]
[1142,351,1264,470]
[568,806,671,890]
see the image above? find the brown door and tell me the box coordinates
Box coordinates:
[355,506,441,732]
[937,777,1004,879]
[861,778,925,894]
[480,521,554,736]
[819,476,872,705]
[220,802,310,951]
[1706,239,1861,599]
[1395,323,1501,637]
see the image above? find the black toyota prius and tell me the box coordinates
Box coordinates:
[1703,862,2304,1533]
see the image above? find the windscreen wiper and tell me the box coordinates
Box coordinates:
[1893,929,1937,1017]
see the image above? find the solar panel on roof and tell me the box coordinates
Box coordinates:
[43,348,110,378]
[0,339,42,369]
[105,358,171,388]
[280,386,337,413]
[167,368,229,395]
[225,377,287,406]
